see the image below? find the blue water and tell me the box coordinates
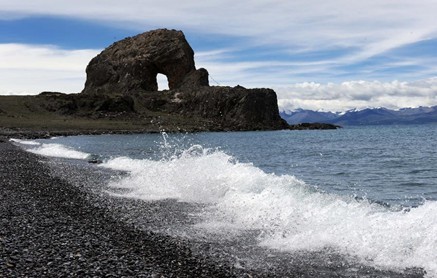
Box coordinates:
[12,124,437,275]
[42,125,437,208]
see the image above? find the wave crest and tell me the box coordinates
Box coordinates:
[101,144,437,276]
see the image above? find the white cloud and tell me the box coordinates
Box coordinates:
[2,2,437,109]
[195,48,437,112]
[194,49,335,87]
[2,0,437,63]
[0,44,98,94]
[275,78,437,112]
[2,44,436,113]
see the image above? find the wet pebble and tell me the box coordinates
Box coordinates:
[0,141,238,277]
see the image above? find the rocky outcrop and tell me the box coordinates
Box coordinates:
[179,68,209,89]
[78,28,288,131]
[171,85,287,130]
[82,29,205,94]
[288,123,341,130]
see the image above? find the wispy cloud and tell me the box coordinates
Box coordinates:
[0,44,98,94]
[0,43,98,71]
[1,1,437,109]
[2,0,437,63]
[2,44,436,113]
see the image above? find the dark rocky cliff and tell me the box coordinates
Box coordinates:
[79,28,288,131]
[82,29,206,94]
[0,29,289,135]
[170,85,286,130]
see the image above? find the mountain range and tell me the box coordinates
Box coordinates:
[280,106,437,125]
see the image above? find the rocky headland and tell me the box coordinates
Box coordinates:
[288,123,342,130]
[0,29,294,137]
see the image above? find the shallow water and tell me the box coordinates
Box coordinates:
[11,124,437,276]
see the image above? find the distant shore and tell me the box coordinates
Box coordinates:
[0,126,162,139]
[0,123,341,140]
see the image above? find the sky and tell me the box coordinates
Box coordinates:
[1,0,437,112]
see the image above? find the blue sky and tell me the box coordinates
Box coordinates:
[1,0,437,111]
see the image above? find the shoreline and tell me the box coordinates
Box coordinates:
[0,127,177,140]
[0,141,240,277]
[1,140,426,277]
[0,123,341,140]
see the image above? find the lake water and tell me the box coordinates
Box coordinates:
[11,124,437,276]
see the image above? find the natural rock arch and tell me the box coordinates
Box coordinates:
[77,28,287,131]
[157,73,170,91]
[82,29,208,95]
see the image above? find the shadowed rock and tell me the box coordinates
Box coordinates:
[82,29,204,94]
[172,85,287,130]
[77,28,288,131]
[0,29,289,133]
[288,123,342,130]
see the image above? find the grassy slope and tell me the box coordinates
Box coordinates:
[0,95,213,137]
[0,95,138,131]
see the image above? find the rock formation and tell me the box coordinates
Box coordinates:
[288,123,341,130]
[171,85,286,130]
[79,28,288,131]
[82,29,208,94]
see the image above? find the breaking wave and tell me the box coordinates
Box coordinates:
[10,138,90,160]
[11,137,437,276]
[100,145,437,276]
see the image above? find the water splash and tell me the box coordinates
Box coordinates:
[11,135,437,276]
[100,144,437,276]
[10,138,90,160]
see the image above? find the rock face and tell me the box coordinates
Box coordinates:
[172,86,287,130]
[82,29,207,94]
[288,123,341,130]
[79,28,287,131]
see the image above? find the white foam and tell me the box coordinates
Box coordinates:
[28,143,90,159]
[101,145,244,202]
[9,138,41,145]
[100,145,437,276]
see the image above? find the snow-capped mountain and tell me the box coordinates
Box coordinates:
[280,106,437,125]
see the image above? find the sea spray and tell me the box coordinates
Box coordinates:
[10,138,90,160]
[100,144,437,276]
[101,145,237,202]
[9,138,41,146]
[10,131,437,276]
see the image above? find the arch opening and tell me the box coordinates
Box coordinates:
[157,73,169,91]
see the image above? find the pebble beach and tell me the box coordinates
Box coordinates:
[1,137,427,277]
[0,139,238,277]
